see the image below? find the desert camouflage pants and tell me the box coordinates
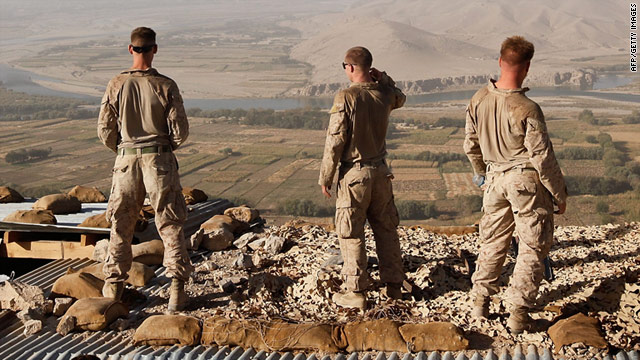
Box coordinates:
[103,151,194,283]
[335,162,405,292]
[471,168,554,309]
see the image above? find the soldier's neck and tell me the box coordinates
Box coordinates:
[495,76,523,90]
[351,72,374,83]
[131,59,153,71]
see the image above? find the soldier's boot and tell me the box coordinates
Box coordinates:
[168,279,188,313]
[102,281,124,301]
[507,307,538,334]
[382,282,403,300]
[471,296,490,319]
[332,291,367,310]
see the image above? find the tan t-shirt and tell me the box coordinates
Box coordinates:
[318,72,405,187]
[97,68,188,152]
[464,80,567,204]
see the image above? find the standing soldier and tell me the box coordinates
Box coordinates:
[319,46,406,310]
[464,36,568,333]
[98,27,193,312]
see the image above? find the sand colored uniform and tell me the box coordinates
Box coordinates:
[98,68,194,283]
[319,73,406,291]
[463,80,567,308]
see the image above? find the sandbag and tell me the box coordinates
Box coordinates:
[201,317,341,352]
[340,319,407,353]
[200,228,234,251]
[201,214,240,233]
[548,313,608,352]
[224,206,259,223]
[67,185,107,203]
[132,239,164,265]
[78,212,110,228]
[398,322,469,352]
[32,194,81,214]
[3,209,57,224]
[139,204,155,219]
[133,315,201,346]
[182,187,208,205]
[60,297,128,331]
[50,269,104,300]
[0,186,24,203]
[80,261,155,287]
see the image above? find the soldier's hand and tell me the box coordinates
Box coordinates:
[555,202,567,215]
[321,185,332,199]
[370,68,381,81]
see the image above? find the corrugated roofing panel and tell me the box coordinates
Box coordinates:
[0,200,108,227]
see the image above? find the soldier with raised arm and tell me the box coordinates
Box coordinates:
[97,27,193,312]
[319,46,406,310]
[464,36,568,333]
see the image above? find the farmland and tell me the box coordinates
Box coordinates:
[1,88,639,226]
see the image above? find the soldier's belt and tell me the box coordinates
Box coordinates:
[118,145,172,156]
[341,159,385,169]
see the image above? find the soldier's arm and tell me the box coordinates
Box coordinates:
[167,82,189,149]
[375,70,406,110]
[524,111,568,205]
[318,93,349,187]
[97,81,119,153]
[463,104,486,176]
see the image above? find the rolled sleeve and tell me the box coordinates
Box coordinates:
[463,105,486,176]
[97,82,119,153]
[167,83,189,149]
[318,95,349,187]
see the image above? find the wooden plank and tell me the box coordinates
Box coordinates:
[3,231,20,243]
[0,221,110,235]
[1,241,94,259]
[80,233,100,247]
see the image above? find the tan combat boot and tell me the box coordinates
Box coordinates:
[168,279,188,313]
[507,306,538,334]
[471,296,490,319]
[332,291,367,310]
[102,282,124,301]
[383,283,403,300]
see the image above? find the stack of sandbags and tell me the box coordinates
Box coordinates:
[189,206,261,251]
[182,187,207,205]
[33,194,81,214]
[93,239,165,266]
[50,269,104,300]
[68,185,107,203]
[0,186,24,203]
[201,317,469,353]
[77,211,147,231]
[79,262,155,287]
[3,209,57,224]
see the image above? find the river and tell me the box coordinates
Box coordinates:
[0,64,637,109]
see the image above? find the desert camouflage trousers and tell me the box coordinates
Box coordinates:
[103,151,194,283]
[335,162,405,292]
[471,168,554,309]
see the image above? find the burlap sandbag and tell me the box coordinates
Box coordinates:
[548,313,608,352]
[339,319,407,353]
[224,206,259,223]
[0,186,24,203]
[133,315,201,346]
[3,209,57,224]
[201,317,341,352]
[32,194,82,214]
[61,297,128,331]
[80,261,155,287]
[398,322,469,351]
[182,187,208,205]
[78,212,111,228]
[201,214,240,233]
[139,204,155,219]
[50,269,104,300]
[132,239,164,265]
[68,185,107,203]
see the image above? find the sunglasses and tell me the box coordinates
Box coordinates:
[342,62,357,69]
[131,44,156,53]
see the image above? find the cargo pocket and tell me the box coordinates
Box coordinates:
[335,207,366,239]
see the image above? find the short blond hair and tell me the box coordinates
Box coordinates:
[500,36,534,66]
[345,46,373,69]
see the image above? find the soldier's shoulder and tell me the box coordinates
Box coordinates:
[470,86,490,105]
[107,73,129,89]
[150,71,178,87]
[331,88,355,111]
[509,94,543,120]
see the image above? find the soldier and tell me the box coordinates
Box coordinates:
[97,27,193,312]
[464,36,568,333]
[319,46,406,310]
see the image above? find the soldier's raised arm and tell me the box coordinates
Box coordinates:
[97,80,119,153]
[463,102,486,176]
[318,92,349,188]
[372,68,406,109]
[166,81,189,149]
[523,109,568,206]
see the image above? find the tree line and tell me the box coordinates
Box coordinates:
[5,148,52,164]
[187,107,328,130]
[0,87,98,121]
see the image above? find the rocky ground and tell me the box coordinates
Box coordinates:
[137,221,640,359]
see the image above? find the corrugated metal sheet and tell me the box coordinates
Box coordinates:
[0,200,108,227]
